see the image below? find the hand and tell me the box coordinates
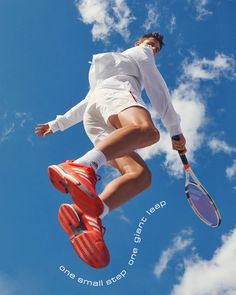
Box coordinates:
[171,134,187,155]
[35,123,53,137]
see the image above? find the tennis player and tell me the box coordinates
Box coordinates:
[35,32,187,268]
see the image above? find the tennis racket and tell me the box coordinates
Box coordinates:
[172,135,221,227]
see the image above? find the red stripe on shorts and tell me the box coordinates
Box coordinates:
[129,91,137,102]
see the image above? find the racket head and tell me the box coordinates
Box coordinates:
[185,169,221,227]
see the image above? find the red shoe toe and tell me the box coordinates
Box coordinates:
[71,232,110,269]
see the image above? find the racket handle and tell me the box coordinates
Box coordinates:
[171,135,189,166]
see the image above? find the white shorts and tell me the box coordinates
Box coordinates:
[83,85,148,146]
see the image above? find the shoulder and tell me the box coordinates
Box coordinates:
[122,45,154,63]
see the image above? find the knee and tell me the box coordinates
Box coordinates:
[139,124,160,146]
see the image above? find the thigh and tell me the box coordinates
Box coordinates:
[109,106,156,129]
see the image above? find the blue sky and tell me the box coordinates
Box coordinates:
[1,0,236,294]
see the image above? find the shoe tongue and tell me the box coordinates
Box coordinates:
[90,161,99,171]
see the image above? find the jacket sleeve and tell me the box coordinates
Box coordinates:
[47,95,89,133]
[136,46,182,137]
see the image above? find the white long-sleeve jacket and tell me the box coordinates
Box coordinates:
[48,44,182,137]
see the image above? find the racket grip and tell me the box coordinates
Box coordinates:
[171,135,189,166]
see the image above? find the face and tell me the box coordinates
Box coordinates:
[136,37,161,56]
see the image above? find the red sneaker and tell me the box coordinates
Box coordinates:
[48,160,104,217]
[58,203,110,269]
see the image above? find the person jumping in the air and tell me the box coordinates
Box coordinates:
[35,32,187,269]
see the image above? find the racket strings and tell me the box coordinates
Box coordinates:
[186,181,220,227]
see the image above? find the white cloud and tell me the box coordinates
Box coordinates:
[195,0,212,20]
[154,228,193,279]
[226,160,236,180]
[114,207,131,224]
[188,0,213,20]
[75,0,135,42]
[183,52,236,81]
[99,164,120,189]
[170,227,236,295]
[208,138,236,155]
[0,111,33,144]
[168,15,177,34]
[15,112,32,127]
[165,83,206,176]
[138,52,235,177]
[139,93,205,177]
[138,75,206,177]
[143,3,160,31]
[0,123,15,143]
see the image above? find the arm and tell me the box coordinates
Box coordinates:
[141,53,187,152]
[137,46,182,137]
[35,95,89,137]
[47,96,89,133]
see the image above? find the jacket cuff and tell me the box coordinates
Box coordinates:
[47,120,60,133]
[168,124,182,137]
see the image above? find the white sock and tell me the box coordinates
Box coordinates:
[99,201,110,219]
[73,149,107,171]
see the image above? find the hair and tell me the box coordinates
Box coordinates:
[139,32,164,50]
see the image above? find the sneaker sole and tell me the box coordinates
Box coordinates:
[48,165,69,194]
[48,165,103,217]
[58,204,109,269]
[58,204,81,238]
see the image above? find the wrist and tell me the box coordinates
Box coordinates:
[47,120,59,133]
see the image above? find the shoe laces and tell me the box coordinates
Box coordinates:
[81,166,100,186]
[71,161,102,185]
[87,168,102,185]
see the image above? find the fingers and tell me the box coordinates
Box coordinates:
[173,144,186,150]
[173,142,186,151]
[35,128,52,137]
[178,147,187,155]
[35,130,44,136]
[173,145,187,154]
[35,130,49,136]
[44,130,53,136]
[35,123,51,136]
[35,127,44,132]
[35,124,48,130]
[35,126,46,136]
[172,134,187,154]
[36,124,47,128]
[172,140,187,155]
[35,126,45,135]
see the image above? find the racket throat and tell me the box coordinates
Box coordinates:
[184,163,190,170]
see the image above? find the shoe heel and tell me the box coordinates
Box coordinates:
[58,204,81,238]
[48,165,69,194]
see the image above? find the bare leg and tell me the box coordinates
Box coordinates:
[95,106,160,160]
[99,152,151,210]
